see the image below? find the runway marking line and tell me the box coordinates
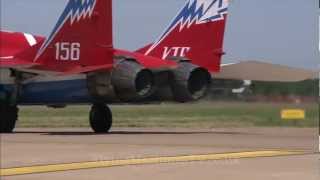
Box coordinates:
[0,150,305,176]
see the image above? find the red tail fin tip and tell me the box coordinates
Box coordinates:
[139,0,229,72]
[34,0,113,71]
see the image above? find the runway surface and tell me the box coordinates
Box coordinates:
[0,127,319,179]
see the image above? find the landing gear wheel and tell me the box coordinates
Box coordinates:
[0,105,18,133]
[89,104,112,133]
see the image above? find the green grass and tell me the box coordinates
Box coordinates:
[17,102,319,128]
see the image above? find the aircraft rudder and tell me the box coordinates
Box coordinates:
[34,0,113,70]
[143,0,229,72]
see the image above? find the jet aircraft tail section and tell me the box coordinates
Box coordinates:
[34,0,114,72]
[138,0,229,72]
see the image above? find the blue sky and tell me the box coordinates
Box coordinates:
[0,0,319,69]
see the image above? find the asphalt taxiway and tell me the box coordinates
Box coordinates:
[0,127,319,180]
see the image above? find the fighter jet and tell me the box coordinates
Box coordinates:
[0,0,315,133]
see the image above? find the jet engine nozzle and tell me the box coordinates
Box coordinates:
[111,60,154,101]
[170,62,211,102]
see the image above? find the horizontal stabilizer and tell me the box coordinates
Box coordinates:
[115,49,177,70]
[215,61,318,82]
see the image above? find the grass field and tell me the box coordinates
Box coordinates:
[16,102,319,128]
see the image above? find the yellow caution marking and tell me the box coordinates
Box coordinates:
[281,109,306,120]
[0,150,304,176]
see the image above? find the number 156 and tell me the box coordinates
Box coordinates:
[55,42,80,61]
